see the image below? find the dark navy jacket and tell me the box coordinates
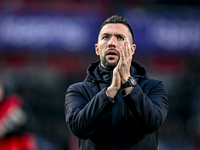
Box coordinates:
[65,60,168,150]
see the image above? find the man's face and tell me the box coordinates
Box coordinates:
[95,23,133,69]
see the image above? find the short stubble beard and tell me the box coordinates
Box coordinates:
[101,56,120,70]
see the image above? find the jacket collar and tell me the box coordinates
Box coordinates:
[84,60,148,83]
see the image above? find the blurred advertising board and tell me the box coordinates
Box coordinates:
[0,6,199,53]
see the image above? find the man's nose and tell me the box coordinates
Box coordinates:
[108,37,116,48]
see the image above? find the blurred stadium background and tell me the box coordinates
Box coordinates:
[0,0,200,150]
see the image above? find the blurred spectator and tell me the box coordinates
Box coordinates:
[0,81,64,150]
[0,80,38,150]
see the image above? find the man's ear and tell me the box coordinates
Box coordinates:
[131,44,136,55]
[95,44,99,56]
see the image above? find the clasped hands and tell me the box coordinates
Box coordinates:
[106,38,134,98]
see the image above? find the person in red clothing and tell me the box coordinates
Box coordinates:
[0,80,65,150]
[0,81,38,150]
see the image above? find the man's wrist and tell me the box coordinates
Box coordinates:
[106,86,118,99]
[123,87,134,96]
[121,75,131,84]
[122,76,137,89]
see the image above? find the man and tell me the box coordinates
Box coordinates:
[65,15,168,150]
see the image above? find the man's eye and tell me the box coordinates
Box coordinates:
[102,36,109,40]
[118,36,124,40]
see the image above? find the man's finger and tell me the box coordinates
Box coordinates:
[124,38,131,60]
[120,46,125,62]
[124,38,129,59]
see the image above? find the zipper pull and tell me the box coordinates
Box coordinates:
[90,79,95,87]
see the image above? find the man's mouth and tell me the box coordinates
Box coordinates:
[106,49,119,56]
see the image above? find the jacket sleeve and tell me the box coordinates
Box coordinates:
[65,83,116,139]
[123,79,168,133]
